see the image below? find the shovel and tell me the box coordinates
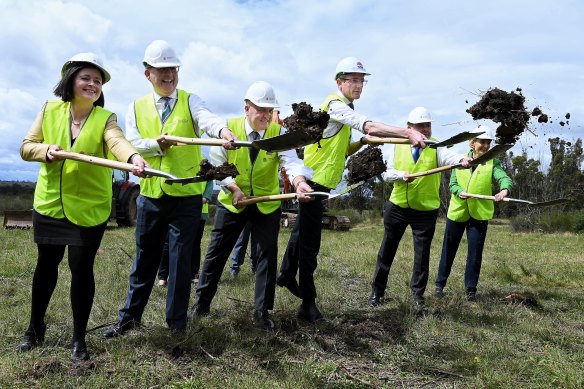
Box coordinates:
[404,143,513,179]
[235,181,366,207]
[49,150,207,185]
[362,130,484,149]
[460,192,571,207]
[163,131,320,153]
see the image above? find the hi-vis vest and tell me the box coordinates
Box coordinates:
[218,117,281,214]
[34,100,112,227]
[134,90,204,198]
[447,160,494,221]
[303,93,352,189]
[390,142,441,211]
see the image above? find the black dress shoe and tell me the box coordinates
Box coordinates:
[434,286,445,298]
[465,288,477,301]
[187,304,210,321]
[253,310,275,330]
[297,301,325,323]
[15,324,46,352]
[276,273,301,298]
[412,298,428,316]
[367,290,384,307]
[71,339,89,362]
[102,319,139,339]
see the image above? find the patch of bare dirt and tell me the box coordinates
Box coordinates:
[283,102,329,142]
[346,146,387,184]
[197,159,239,180]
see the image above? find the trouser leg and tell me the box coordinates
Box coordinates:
[435,218,467,288]
[464,218,489,290]
[409,209,438,299]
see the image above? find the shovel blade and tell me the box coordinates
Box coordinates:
[471,144,513,165]
[529,198,571,207]
[429,130,485,148]
[165,176,208,185]
[251,131,320,152]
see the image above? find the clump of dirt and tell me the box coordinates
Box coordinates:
[283,102,329,142]
[197,159,239,180]
[346,146,386,184]
[466,88,530,144]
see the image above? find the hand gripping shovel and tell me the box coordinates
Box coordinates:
[48,150,207,185]
[460,192,571,207]
[361,130,484,149]
[404,143,513,179]
[163,131,320,153]
[235,181,366,207]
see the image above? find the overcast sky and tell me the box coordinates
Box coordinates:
[1,0,582,182]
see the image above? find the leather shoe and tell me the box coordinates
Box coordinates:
[253,310,275,330]
[412,298,428,316]
[465,288,477,301]
[276,273,301,298]
[15,324,46,352]
[71,339,89,362]
[297,301,325,323]
[367,290,384,307]
[187,304,210,321]
[102,319,139,339]
[434,286,445,298]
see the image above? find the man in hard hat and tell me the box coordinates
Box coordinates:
[367,107,472,315]
[276,57,428,322]
[434,126,511,301]
[103,40,237,337]
[189,81,314,330]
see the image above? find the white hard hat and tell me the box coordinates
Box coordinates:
[407,107,433,124]
[473,125,494,140]
[244,81,280,108]
[143,40,182,68]
[334,57,370,80]
[61,52,111,84]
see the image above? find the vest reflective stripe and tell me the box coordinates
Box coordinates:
[135,90,204,198]
[448,160,494,221]
[218,117,281,214]
[303,93,351,189]
[34,101,112,227]
[202,203,209,214]
[390,143,441,210]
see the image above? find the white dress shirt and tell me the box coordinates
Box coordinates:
[210,118,313,191]
[385,143,465,182]
[321,91,369,138]
[125,89,227,157]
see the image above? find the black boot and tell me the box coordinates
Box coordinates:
[71,338,89,362]
[297,300,325,323]
[15,323,46,352]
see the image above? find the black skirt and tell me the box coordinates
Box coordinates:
[33,210,107,247]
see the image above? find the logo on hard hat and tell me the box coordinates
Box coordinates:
[356,62,364,70]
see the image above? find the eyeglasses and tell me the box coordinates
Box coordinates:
[342,78,368,86]
[148,66,179,73]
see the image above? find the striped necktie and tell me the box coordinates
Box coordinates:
[413,146,421,162]
[249,131,260,163]
[161,97,171,123]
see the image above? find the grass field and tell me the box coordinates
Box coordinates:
[1,217,583,388]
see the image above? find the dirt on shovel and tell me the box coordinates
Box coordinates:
[283,102,329,142]
[346,146,387,184]
[197,159,239,180]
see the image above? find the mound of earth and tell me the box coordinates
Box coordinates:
[346,146,386,184]
[466,88,530,144]
[197,159,239,180]
[283,102,329,142]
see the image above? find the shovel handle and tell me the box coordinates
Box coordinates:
[236,193,297,206]
[361,137,437,146]
[162,135,228,147]
[460,192,532,204]
[404,164,461,179]
[48,150,174,179]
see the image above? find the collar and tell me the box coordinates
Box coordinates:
[336,90,352,105]
[153,89,178,103]
[244,118,266,137]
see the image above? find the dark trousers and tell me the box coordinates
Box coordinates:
[118,194,201,330]
[435,217,489,290]
[158,218,206,280]
[230,221,258,271]
[196,204,281,312]
[27,242,101,341]
[280,182,329,302]
[372,202,438,299]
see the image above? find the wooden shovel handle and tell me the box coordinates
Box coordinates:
[404,164,461,179]
[361,137,438,146]
[49,150,136,171]
[236,193,297,206]
[162,135,228,146]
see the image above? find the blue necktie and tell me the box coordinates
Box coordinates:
[249,131,260,163]
[161,97,171,123]
[413,146,421,162]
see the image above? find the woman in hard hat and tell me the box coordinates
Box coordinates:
[17,53,148,361]
[434,126,512,301]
